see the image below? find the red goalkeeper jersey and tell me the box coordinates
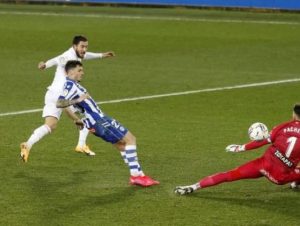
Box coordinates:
[245,120,300,168]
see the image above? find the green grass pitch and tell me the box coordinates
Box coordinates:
[0,3,300,225]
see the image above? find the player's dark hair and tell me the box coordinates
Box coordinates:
[65,60,83,73]
[293,104,300,117]
[72,35,88,45]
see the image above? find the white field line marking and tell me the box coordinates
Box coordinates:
[1,78,300,117]
[0,10,299,25]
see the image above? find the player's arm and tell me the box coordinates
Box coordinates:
[56,94,89,108]
[230,121,291,152]
[57,94,88,130]
[84,51,115,60]
[244,139,271,150]
[38,51,73,70]
[56,81,90,108]
[38,56,60,70]
[63,108,84,130]
[226,139,271,153]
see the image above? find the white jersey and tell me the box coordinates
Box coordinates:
[45,47,103,93]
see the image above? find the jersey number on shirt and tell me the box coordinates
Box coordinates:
[286,137,297,158]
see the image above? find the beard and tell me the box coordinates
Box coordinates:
[75,50,85,59]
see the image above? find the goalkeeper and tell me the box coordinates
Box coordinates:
[175,104,300,195]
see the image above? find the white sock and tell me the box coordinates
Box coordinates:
[77,127,89,147]
[27,125,51,149]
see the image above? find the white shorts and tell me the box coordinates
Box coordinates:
[42,89,63,119]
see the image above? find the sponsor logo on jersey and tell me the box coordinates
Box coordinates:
[274,150,293,167]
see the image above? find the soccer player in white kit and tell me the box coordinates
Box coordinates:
[20,35,114,162]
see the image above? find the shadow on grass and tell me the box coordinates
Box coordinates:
[14,170,138,224]
[189,188,300,219]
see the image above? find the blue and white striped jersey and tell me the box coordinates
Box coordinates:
[58,78,104,128]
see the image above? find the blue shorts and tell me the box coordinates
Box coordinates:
[89,116,128,144]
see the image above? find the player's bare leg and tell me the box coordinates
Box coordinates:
[20,116,55,162]
[114,131,159,187]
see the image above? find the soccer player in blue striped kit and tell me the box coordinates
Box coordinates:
[56,60,159,187]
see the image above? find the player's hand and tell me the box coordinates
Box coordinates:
[77,93,90,103]
[103,51,115,58]
[74,119,84,130]
[38,61,46,70]
[225,144,245,152]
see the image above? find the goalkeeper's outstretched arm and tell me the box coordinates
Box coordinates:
[244,139,271,150]
[226,139,270,153]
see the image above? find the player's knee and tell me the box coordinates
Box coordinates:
[124,132,136,145]
[48,123,57,131]
[114,142,125,151]
[128,133,136,144]
[45,117,58,131]
[45,122,57,131]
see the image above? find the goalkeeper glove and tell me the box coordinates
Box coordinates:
[225,144,245,152]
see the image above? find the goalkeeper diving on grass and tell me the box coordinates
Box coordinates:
[175,105,300,195]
